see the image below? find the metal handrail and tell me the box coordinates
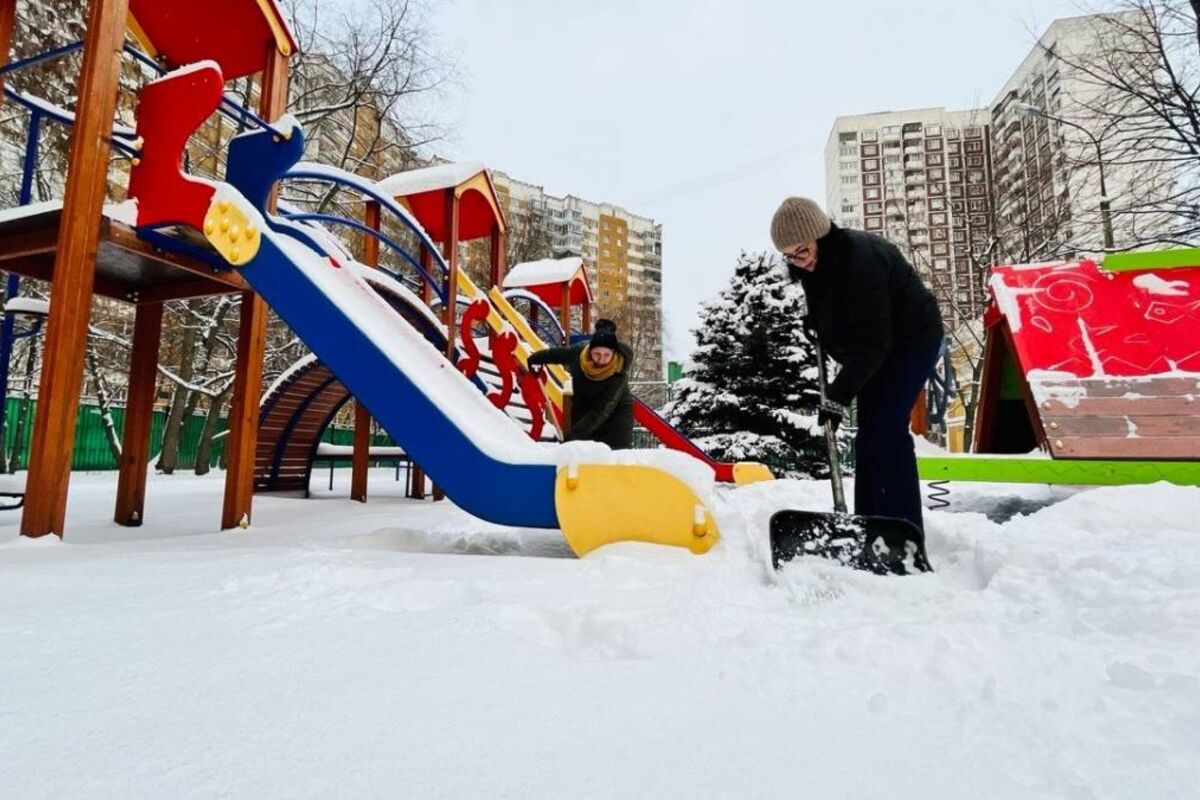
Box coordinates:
[280,211,445,302]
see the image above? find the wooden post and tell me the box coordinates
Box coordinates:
[113,301,163,525]
[21,0,130,538]
[351,403,370,503]
[442,189,460,359]
[489,224,505,288]
[408,464,425,499]
[350,201,381,503]
[581,290,591,333]
[0,0,17,93]
[221,42,289,530]
[559,289,570,339]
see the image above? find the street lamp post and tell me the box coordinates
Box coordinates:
[1014,101,1115,251]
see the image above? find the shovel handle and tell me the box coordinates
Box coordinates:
[811,334,848,514]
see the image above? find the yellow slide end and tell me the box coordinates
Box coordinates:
[732,462,775,486]
[555,464,719,557]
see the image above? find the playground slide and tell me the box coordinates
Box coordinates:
[126,62,718,556]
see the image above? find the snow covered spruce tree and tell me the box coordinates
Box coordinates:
[664,251,829,477]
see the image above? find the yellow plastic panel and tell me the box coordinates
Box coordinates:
[555,465,719,556]
[203,199,261,266]
[732,462,774,485]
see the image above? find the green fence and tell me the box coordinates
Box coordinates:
[0,398,392,472]
[1,398,230,471]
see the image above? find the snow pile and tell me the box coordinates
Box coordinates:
[1,471,1199,797]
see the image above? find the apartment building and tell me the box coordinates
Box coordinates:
[987,12,1163,260]
[824,108,995,326]
[491,171,664,383]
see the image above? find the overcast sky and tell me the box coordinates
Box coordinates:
[426,0,1090,362]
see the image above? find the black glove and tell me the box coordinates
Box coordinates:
[817,400,845,433]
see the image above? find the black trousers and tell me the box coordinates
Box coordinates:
[854,342,941,532]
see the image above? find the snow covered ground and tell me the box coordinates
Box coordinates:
[2,469,1198,799]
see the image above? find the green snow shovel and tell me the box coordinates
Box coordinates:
[770,340,932,576]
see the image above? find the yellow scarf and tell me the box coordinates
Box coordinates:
[579,346,624,380]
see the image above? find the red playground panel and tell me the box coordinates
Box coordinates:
[990,259,1200,378]
[978,256,1200,461]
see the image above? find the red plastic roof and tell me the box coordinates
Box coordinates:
[129,0,297,81]
[989,260,1200,377]
[402,187,501,242]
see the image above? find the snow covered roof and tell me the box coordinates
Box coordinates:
[377,162,488,199]
[503,258,585,289]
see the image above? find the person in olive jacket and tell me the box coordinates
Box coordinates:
[770,196,945,533]
[527,319,635,449]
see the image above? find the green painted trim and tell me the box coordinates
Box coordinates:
[1101,248,1200,272]
[918,455,1200,486]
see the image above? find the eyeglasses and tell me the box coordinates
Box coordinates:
[782,243,813,264]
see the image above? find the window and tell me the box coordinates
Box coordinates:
[946,128,960,140]
[930,198,947,211]
[883,125,900,135]
[968,199,986,212]
[949,156,962,169]
[968,184,987,197]
[866,217,883,230]
[967,169,985,184]
[926,153,944,167]
[865,202,883,213]
[861,130,878,142]
[931,212,948,225]
[965,126,983,139]
[839,132,857,143]
[948,142,961,154]
[966,155,984,168]
[864,187,881,200]
[925,124,942,136]
[965,140,983,154]
[863,173,880,185]
[862,144,880,157]
[841,175,859,185]
[925,139,943,152]
[928,168,945,181]
[863,158,880,171]
[932,228,949,241]
[933,243,950,256]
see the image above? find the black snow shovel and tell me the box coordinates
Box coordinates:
[770,340,932,576]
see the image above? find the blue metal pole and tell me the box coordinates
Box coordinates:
[0,111,43,458]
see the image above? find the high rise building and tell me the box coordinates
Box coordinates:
[490,171,664,384]
[987,12,1165,261]
[824,107,995,326]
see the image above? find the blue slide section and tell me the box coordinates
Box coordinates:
[225,124,560,528]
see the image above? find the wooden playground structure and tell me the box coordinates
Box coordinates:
[0,0,299,536]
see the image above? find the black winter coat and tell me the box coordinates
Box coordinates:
[795,224,944,405]
[527,343,635,449]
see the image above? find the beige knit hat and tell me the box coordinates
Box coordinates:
[770,197,832,250]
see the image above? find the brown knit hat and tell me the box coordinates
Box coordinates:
[770,197,832,250]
